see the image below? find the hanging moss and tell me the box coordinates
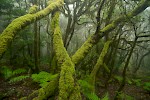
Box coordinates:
[51,12,81,100]
[89,41,111,92]
[0,0,64,57]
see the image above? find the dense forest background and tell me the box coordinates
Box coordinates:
[0,0,150,100]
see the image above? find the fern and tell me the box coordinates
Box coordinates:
[0,66,13,79]
[78,79,100,100]
[0,66,28,84]
[114,75,123,82]
[9,75,29,83]
[101,93,109,100]
[117,92,134,100]
[31,71,58,87]
[87,92,100,100]
[143,82,150,92]
[132,79,141,86]
[12,68,27,76]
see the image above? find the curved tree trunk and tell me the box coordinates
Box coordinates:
[51,11,81,100]
[89,41,111,92]
[0,0,64,57]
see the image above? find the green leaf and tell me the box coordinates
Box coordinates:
[101,93,109,100]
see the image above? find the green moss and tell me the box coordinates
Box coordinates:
[19,97,27,100]
[20,76,59,100]
[72,36,94,65]
[38,75,59,100]
[51,11,81,100]
[28,5,38,14]
[100,23,115,33]
[0,0,64,57]
[89,41,111,92]
[71,0,149,67]
[69,85,82,100]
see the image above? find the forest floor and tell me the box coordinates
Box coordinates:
[98,82,150,100]
[0,76,150,100]
[0,77,39,100]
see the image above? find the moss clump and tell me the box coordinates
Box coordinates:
[28,5,38,14]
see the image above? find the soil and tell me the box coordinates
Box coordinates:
[0,77,39,100]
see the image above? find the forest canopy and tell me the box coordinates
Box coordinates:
[0,0,150,100]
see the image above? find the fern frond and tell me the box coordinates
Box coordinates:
[12,68,27,76]
[31,71,58,87]
[0,66,13,79]
[9,75,29,83]
[78,79,100,100]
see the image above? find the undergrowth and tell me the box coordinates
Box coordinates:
[31,71,58,88]
[0,66,29,83]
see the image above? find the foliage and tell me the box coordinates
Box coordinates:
[117,92,134,100]
[0,66,12,79]
[31,71,58,88]
[132,79,142,87]
[0,66,29,83]
[9,75,29,83]
[0,0,14,13]
[143,82,150,92]
[114,75,123,82]
[101,93,109,100]
[78,79,100,100]
[114,75,133,84]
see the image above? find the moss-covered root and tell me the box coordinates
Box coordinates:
[71,0,150,66]
[37,75,59,100]
[89,41,111,92]
[51,12,81,100]
[0,0,64,57]
[20,75,59,100]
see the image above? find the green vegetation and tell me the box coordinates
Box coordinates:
[0,0,150,100]
[31,71,58,87]
[0,66,29,83]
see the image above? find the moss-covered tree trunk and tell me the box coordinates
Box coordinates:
[72,0,150,66]
[51,11,81,100]
[89,41,111,92]
[1,0,150,100]
[0,0,64,57]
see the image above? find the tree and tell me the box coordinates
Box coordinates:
[0,0,150,100]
